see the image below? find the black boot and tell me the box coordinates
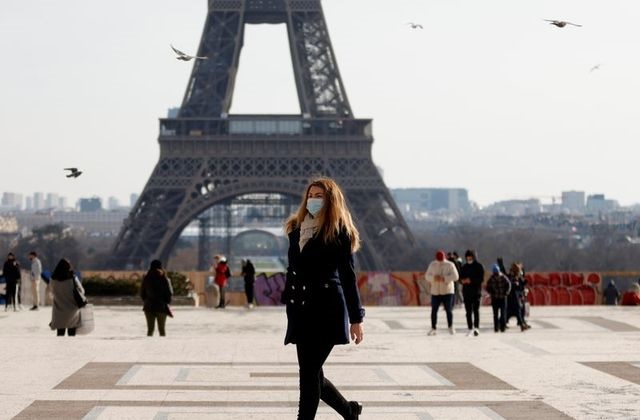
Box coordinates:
[347,401,362,420]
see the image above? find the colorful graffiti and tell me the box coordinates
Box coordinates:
[251,271,603,306]
[254,272,286,306]
[523,272,601,306]
[357,272,426,306]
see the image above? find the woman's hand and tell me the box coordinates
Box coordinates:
[350,323,364,345]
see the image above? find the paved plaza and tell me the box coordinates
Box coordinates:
[1,304,639,419]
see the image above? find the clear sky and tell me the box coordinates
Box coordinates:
[1,0,639,207]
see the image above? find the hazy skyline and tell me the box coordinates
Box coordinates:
[1,0,639,207]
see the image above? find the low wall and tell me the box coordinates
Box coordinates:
[76,270,624,307]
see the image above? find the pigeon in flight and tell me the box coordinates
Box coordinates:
[170,44,208,61]
[64,168,82,178]
[407,22,424,29]
[544,19,582,28]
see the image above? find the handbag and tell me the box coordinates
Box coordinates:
[166,304,174,318]
[72,277,88,308]
[77,304,94,335]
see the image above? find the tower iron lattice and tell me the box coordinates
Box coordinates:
[110,0,416,270]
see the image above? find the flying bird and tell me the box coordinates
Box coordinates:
[407,22,424,29]
[590,64,602,73]
[170,44,208,61]
[64,168,82,178]
[544,19,582,28]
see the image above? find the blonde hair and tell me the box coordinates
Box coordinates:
[285,178,360,252]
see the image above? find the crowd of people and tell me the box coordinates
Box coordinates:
[425,249,532,335]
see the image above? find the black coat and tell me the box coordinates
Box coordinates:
[243,261,255,283]
[2,260,21,284]
[460,261,485,298]
[283,227,365,345]
[140,269,173,314]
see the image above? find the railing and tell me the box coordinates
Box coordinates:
[159,116,372,138]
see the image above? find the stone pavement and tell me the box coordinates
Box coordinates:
[1,304,639,419]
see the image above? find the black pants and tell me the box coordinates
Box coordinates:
[145,311,167,336]
[5,281,16,308]
[296,341,351,419]
[218,286,226,308]
[431,294,453,329]
[244,280,254,304]
[57,328,76,336]
[464,295,481,330]
[491,298,507,332]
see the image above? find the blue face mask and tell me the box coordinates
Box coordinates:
[306,198,324,216]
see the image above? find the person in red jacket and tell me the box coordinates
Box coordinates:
[212,255,230,309]
[621,283,640,306]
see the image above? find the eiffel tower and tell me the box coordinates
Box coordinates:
[109,0,416,270]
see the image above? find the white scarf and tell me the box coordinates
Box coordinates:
[299,214,320,251]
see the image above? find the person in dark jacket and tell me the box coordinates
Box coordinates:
[447,251,464,308]
[603,280,621,305]
[3,253,21,311]
[49,258,85,336]
[283,178,364,420]
[507,262,529,331]
[459,249,485,336]
[140,260,173,336]
[241,259,256,308]
[486,264,512,333]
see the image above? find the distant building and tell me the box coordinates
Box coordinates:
[25,196,34,210]
[78,197,102,212]
[562,191,586,214]
[1,192,23,210]
[14,209,128,237]
[58,196,68,210]
[108,196,120,210]
[130,193,140,208]
[33,192,45,210]
[391,188,471,219]
[483,199,542,216]
[586,194,618,214]
[46,193,60,209]
[167,107,181,118]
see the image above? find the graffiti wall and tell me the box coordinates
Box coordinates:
[254,272,286,306]
[80,270,604,306]
[523,272,601,306]
[251,271,602,307]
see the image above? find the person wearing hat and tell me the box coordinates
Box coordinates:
[486,264,512,333]
[425,250,459,336]
[459,249,485,336]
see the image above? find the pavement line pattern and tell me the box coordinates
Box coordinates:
[13,400,573,420]
[383,320,405,330]
[115,364,141,386]
[581,362,640,385]
[504,339,551,356]
[55,362,515,391]
[529,320,559,329]
[572,317,640,332]
[419,365,456,386]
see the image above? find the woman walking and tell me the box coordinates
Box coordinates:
[49,259,85,336]
[283,177,365,420]
[140,260,173,336]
